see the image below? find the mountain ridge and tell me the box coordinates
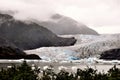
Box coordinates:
[0,12,76,50]
[33,14,99,35]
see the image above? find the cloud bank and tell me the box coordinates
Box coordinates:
[0,0,120,34]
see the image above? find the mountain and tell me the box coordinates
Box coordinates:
[36,14,98,35]
[0,12,76,50]
[0,37,41,59]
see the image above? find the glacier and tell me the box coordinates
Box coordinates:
[25,34,120,61]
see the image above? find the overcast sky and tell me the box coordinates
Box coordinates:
[0,0,120,34]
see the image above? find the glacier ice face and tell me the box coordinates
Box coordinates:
[25,34,120,61]
[25,47,80,61]
[75,34,120,58]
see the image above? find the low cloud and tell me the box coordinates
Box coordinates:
[0,0,120,33]
[0,0,56,20]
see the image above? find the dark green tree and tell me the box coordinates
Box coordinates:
[0,61,38,80]
[108,65,120,80]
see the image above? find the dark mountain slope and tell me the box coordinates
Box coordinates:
[0,12,76,50]
[0,37,41,59]
[100,48,120,60]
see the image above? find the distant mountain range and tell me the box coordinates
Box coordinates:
[1,10,120,61]
[35,14,98,35]
[0,11,77,59]
[1,11,119,60]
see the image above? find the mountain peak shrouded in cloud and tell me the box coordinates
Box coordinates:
[50,14,62,20]
[0,12,77,50]
[37,14,98,35]
[0,0,120,34]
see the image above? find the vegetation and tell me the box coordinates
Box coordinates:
[0,61,37,80]
[0,61,120,80]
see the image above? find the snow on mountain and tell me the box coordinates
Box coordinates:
[25,34,120,61]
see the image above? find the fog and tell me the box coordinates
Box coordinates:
[0,0,120,34]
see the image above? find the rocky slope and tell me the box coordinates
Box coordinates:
[0,37,41,59]
[0,12,76,50]
[100,48,120,60]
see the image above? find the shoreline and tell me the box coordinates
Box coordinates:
[0,59,120,73]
